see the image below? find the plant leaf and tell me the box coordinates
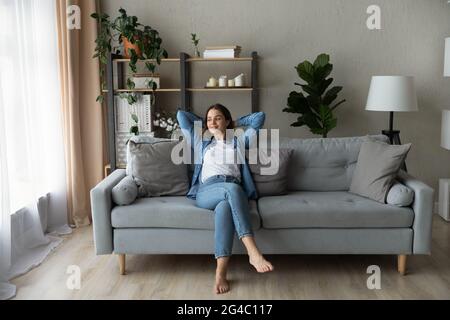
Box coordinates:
[317,78,333,96]
[126,78,135,89]
[323,86,342,105]
[303,113,321,132]
[291,118,305,127]
[126,93,137,105]
[300,84,319,96]
[306,94,321,115]
[313,53,329,68]
[287,91,310,114]
[330,99,346,111]
[318,104,337,136]
[295,61,314,84]
[145,62,156,73]
[314,64,333,81]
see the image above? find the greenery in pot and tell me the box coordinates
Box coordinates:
[283,53,345,138]
[191,33,200,57]
[91,8,168,105]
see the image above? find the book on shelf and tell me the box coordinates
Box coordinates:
[115,94,152,133]
[203,45,242,58]
[205,45,242,50]
[203,49,241,58]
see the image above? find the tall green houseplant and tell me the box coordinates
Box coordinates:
[284,53,345,138]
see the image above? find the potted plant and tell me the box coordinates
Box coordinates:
[191,33,200,57]
[91,8,168,105]
[283,53,345,138]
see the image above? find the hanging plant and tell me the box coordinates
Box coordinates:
[91,8,168,105]
[130,113,139,135]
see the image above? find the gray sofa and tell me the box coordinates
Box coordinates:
[90,135,434,276]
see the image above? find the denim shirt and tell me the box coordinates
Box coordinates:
[177,110,266,200]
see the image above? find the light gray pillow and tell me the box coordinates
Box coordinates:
[128,140,189,197]
[249,148,293,197]
[126,135,172,175]
[112,176,138,205]
[349,139,412,203]
[386,181,414,207]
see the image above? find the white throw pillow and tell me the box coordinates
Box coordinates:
[386,181,414,207]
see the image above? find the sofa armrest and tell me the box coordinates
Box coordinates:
[397,170,435,254]
[90,169,126,254]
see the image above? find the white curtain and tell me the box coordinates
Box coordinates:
[0,0,71,300]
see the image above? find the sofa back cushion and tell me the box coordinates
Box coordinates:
[280,135,389,192]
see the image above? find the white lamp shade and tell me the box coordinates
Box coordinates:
[444,38,450,77]
[442,110,450,150]
[365,76,418,112]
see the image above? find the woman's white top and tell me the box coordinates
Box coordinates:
[201,139,241,183]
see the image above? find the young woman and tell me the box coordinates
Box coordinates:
[177,104,273,295]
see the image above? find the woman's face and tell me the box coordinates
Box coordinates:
[206,108,230,134]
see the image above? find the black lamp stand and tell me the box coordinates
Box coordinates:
[382,112,402,144]
[382,111,407,171]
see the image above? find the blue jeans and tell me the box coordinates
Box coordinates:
[196,175,254,259]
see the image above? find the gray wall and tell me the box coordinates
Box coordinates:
[101,0,450,192]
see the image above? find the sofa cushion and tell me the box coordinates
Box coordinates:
[349,139,411,203]
[386,181,414,207]
[280,135,389,192]
[112,197,261,230]
[129,140,190,197]
[249,148,293,196]
[257,191,414,229]
[112,175,138,205]
[126,135,172,175]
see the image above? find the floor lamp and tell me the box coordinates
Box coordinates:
[365,76,418,171]
[365,76,419,144]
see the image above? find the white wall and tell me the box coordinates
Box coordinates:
[101,0,450,191]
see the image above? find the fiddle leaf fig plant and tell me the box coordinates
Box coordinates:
[91,8,168,105]
[283,53,345,138]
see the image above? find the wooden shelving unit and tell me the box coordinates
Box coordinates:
[187,88,253,92]
[114,58,181,62]
[105,51,258,170]
[102,89,181,93]
[186,57,253,62]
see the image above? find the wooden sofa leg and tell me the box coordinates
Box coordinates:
[397,254,407,275]
[118,254,126,275]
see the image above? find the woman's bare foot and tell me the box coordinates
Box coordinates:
[215,257,230,294]
[215,275,230,294]
[249,254,274,273]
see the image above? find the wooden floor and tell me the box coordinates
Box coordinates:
[11,216,450,300]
